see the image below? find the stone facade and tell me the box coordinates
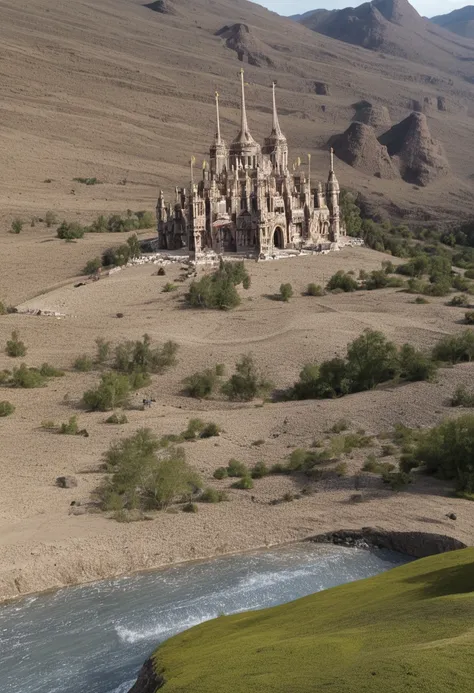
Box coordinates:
[156,71,343,259]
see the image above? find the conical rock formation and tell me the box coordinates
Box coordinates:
[216,24,275,68]
[332,122,399,179]
[353,101,392,129]
[378,111,450,185]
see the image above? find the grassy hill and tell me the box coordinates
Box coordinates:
[143,548,474,692]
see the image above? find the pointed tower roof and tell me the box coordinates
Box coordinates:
[233,69,258,146]
[213,91,227,148]
[268,82,286,142]
[327,147,340,191]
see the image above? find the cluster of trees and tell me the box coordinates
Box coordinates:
[183,354,272,402]
[59,211,154,242]
[289,329,440,400]
[83,234,141,274]
[82,334,178,411]
[185,260,250,310]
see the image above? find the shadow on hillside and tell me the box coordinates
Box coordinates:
[404,560,474,597]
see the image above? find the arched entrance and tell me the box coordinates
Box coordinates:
[273,226,285,249]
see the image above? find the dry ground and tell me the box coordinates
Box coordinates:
[0,239,473,602]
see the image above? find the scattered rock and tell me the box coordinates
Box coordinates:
[145,0,175,14]
[157,267,166,276]
[116,313,124,318]
[69,506,87,516]
[446,512,457,520]
[314,81,330,95]
[56,476,78,489]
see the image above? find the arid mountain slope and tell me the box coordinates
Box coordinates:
[431,6,474,39]
[1,0,474,226]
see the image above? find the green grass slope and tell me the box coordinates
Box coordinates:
[151,548,474,692]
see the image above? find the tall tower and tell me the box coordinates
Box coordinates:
[327,148,340,242]
[210,91,228,176]
[263,82,288,173]
[229,69,261,171]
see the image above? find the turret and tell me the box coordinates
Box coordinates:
[229,69,261,171]
[327,148,340,242]
[210,91,229,176]
[263,83,288,173]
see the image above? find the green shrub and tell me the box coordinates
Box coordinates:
[335,462,348,477]
[10,364,47,388]
[0,301,6,315]
[232,476,254,489]
[330,419,350,433]
[97,432,200,512]
[306,283,323,296]
[286,448,331,473]
[251,461,270,479]
[105,413,129,424]
[408,415,474,491]
[382,260,395,274]
[113,334,178,375]
[215,363,225,377]
[279,283,293,302]
[199,488,228,503]
[213,467,228,480]
[181,418,205,440]
[414,296,429,304]
[183,369,218,398]
[465,269,474,279]
[6,331,27,357]
[73,177,101,185]
[465,311,474,325]
[200,422,221,438]
[83,258,102,275]
[363,455,395,474]
[451,385,474,408]
[432,330,474,364]
[398,343,437,382]
[326,270,358,292]
[60,416,80,435]
[252,439,265,447]
[95,338,111,365]
[39,363,64,378]
[447,294,468,307]
[452,275,471,292]
[56,221,86,240]
[10,218,23,234]
[162,282,177,293]
[186,261,250,310]
[227,459,248,478]
[41,420,57,430]
[44,211,57,228]
[74,355,94,372]
[0,401,15,417]
[83,372,131,411]
[182,502,198,513]
[346,330,399,391]
[382,470,412,491]
[222,354,272,402]
[381,444,397,457]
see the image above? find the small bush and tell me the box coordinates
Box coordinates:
[213,467,228,480]
[222,354,272,402]
[362,455,395,474]
[41,420,57,430]
[451,385,474,408]
[330,419,350,434]
[199,488,228,503]
[252,439,265,447]
[215,363,225,376]
[162,282,177,293]
[182,502,198,513]
[105,413,129,424]
[447,294,468,307]
[414,296,429,304]
[465,311,474,325]
[381,444,397,457]
[6,331,27,358]
[186,260,249,311]
[10,218,23,234]
[83,372,131,411]
[74,355,94,372]
[56,221,86,240]
[382,470,412,491]
[181,418,205,440]
[0,401,15,417]
[432,330,474,364]
[251,461,270,479]
[11,364,46,388]
[183,369,218,398]
[95,338,111,365]
[39,363,64,378]
[306,283,324,297]
[279,283,293,302]
[83,258,102,275]
[200,422,221,438]
[326,270,358,292]
[45,211,57,228]
[335,462,348,477]
[232,476,254,489]
[73,177,100,185]
[227,459,248,478]
[60,416,80,435]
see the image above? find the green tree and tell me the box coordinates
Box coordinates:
[346,329,399,391]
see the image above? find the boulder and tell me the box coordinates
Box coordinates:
[56,476,78,489]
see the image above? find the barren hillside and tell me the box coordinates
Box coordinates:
[1,0,474,227]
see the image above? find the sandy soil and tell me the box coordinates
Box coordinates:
[1,241,473,602]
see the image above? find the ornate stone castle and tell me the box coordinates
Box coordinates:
[156,71,342,259]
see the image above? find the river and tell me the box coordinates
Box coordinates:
[0,543,409,693]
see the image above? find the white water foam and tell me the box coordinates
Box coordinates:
[115,613,208,644]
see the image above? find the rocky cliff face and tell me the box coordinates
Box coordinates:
[128,657,164,693]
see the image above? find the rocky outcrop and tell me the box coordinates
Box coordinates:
[215,24,275,68]
[314,81,330,95]
[378,111,450,185]
[310,527,467,558]
[353,101,392,129]
[145,0,175,15]
[128,657,165,693]
[332,122,400,179]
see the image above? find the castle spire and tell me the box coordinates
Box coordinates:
[240,68,249,137]
[330,146,334,173]
[272,82,283,138]
[215,91,222,144]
